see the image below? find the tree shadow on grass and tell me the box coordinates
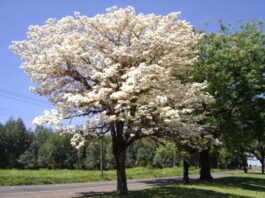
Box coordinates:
[77,185,249,198]
[76,174,265,198]
[201,175,265,192]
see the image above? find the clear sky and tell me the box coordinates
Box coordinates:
[0,0,265,129]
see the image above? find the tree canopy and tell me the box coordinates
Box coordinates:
[11,7,214,193]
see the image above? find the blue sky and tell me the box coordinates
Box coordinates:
[0,0,265,129]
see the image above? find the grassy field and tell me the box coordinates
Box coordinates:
[0,167,224,186]
[83,173,265,198]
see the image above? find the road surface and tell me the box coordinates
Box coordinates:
[0,171,240,198]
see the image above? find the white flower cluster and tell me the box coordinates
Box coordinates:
[70,133,85,149]
[32,109,61,126]
[11,6,213,149]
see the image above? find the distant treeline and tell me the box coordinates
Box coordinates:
[0,118,240,170]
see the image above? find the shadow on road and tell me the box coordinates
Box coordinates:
[75,174,265,198]
[75,186,249,198]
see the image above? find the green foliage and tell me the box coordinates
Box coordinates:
[194,21,265,168]
[0,118,189,170]
[0,118,32,168]
[18,126,53,169]
[153,142,178,168]
[38,133,77,169]
[134,139,157,167]
[76,137,110,170]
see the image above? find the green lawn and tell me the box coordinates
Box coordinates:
[83,173,265,198]
[0,167,223,186]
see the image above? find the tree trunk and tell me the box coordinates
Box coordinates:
[261,155,264,174]
[251,147,264,174]
[112,122,128,194]
[253,154,264,174]
[238,147,248,173]
[199,149,213,181]
[240,153,248,173]
[183,159,189,184]
[242,163,248,173]
[114,147,128,194]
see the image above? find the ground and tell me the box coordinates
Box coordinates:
[82,173,265,198]
[0,171,264,198]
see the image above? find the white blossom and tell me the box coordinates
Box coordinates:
[11,6,213,149]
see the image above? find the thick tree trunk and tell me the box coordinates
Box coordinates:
[255,157,264,174]
[260,157,265,174]
[199,149,213,181]
[183,159,189,184]
[114,147,128,194]
[252,147,264,174]
[239,147,248,173]
[240,153,248,173]
[242,163,248,173]
[112,122,128,194]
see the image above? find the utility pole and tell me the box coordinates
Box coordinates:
[100,135,104,177]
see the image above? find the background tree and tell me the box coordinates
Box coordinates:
[153,141,177,168]
[0,118,32,168]
[134,138,157,167]
[38,133,77,169]
[18,126,53,169]
[194,21,265,174]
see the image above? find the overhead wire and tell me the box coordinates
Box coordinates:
[0,88,46,104]
[0,88,52,108]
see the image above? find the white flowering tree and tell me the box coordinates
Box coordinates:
[11,7,213,194]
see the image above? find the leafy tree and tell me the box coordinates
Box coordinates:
[82,138,107,170]
[0,118,32,168]
[38,133,77,169]
[194,21,265,174]
[153,141,177,168]
[18,126,53,169]
[0,122,6,167]
[134,139,157,167]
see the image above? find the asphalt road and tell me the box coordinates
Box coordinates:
[0,171,240,198]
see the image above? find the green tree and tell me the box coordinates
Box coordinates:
[194,21,265,174]
[153,141,178,168]
[18,126,53,169]
[135,139,157,168]
[38,133,77,169]
[0,118,32,168]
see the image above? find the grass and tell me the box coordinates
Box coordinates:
[0,166,224,186]
[82,173,265,198]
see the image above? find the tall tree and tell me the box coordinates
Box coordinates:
[0,118,32,168]
[19,126,53,169]
[11,7,212,193]
[194,21,265,174]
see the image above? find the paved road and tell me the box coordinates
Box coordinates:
[0,171,240,198]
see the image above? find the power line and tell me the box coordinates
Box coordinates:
[0,93,52,108]
[0,87,52,108]
[0,88,46,104]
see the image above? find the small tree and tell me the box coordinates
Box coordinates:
[11,7,212,193]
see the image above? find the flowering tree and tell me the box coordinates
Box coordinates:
[11,7,213,194]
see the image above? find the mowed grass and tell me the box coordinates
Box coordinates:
[0,167,223,186]
[83,173,265,198]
